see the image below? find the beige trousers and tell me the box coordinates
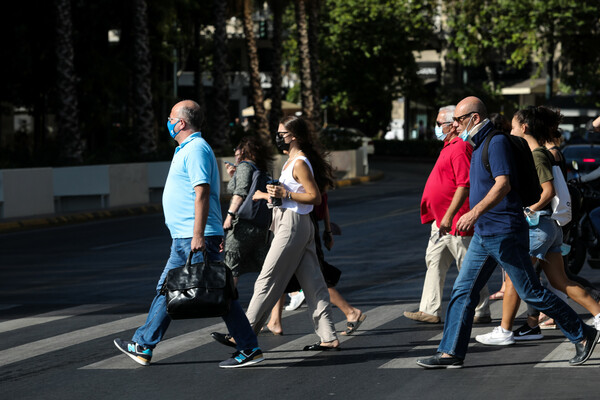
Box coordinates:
[420,223,490,317]
[245,208,337,342]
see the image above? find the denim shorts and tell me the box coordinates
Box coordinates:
[528,214,563,260]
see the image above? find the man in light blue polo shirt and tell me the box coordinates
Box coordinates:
[114,100,263,369]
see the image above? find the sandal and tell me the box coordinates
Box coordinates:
[341,314,367,336]
[539,318,556,330]
[489,291,504,300]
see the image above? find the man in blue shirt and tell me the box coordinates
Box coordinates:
[416,96,599,369]
[114,100,263,368]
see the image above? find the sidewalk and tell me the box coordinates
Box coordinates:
[0,170,384,233]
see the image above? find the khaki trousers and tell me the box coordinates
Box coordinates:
[245,208,337,342]
[420,223,490,317]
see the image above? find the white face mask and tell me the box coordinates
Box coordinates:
[459,115,475,141]
[435,126,447,141]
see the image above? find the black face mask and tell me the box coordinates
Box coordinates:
[275,135,290,152]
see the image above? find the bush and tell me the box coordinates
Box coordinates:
[373,139,443,158]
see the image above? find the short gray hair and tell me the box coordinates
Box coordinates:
[438,105,456,123]
[178,101,204,131]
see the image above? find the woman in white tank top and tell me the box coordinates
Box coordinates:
[243,116,341,350]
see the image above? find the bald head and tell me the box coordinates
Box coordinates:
[172,100,203,131]
[455,96,488,120]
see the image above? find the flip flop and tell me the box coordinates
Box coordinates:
[303,342,341,351]
[539,319,557,330]
[260,326,283,336]
[341,313,367,335]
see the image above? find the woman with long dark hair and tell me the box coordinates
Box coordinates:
[212,115,340,351]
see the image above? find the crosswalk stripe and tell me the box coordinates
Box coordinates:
[534,318,600,368]
[257,303,414,369]
[379,299,525,369]
[81,308,305,370]
[81,321,227,369]
[0,304,119,334]
[0,314,146,368]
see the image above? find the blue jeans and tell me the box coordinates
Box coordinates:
[132,236,258,351]
[438,230,586,360]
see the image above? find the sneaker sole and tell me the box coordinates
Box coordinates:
[514,334,544,341]
[416,361,463,369]
[113,339,150,366]
[475,337,515,346]
[219,356,265,369]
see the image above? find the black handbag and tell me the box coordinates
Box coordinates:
[160,251,237,319]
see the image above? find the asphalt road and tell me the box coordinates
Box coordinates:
[2,158,600,400]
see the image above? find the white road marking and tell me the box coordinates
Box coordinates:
[379,300,524,369]
[0,314,146,367]
[0,304,119,334]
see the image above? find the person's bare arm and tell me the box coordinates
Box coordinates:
[268,160,322,205]
[191,184,210,252]
[456,175,511,232]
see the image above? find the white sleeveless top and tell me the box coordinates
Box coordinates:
[280,156,314,215]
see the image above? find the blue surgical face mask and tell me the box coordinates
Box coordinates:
[167,119,182,139]
[435,126,447,141]
[459,115,474,141]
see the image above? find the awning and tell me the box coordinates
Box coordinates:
[501,78,558,95]
[241,99,302,117]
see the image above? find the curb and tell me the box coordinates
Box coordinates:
[0,171,384,234]
[336,170,384,188]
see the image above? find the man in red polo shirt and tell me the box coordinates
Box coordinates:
[404,105,491,324]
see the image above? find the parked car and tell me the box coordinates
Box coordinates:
[320,126,374,154]
[562,144,600,179]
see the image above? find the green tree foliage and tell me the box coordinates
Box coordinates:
[445,0,600,101]
[319,0,436,135]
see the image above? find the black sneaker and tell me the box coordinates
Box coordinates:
[113,338,152,366]
[211,332,237,348]
[416,353,463,369]
[570,326,600,366]
[513,323,544,341]
[219,347,265,368]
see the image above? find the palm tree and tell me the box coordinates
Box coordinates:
[55,0,84,163]
[294,0,316,127]
[241,0,270,145]
[212,0,230,152]
[193,18,207,120]
[307,0,321,128]
[131,0,156,156]
[268,0,286,136]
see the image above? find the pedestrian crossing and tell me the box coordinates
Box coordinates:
[1,299,599,371]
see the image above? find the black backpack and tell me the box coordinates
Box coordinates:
[235,161,272,229]
[481,130,542,207]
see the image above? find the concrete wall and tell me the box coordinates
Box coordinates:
[0,148,368,219]
[0,168,54,218]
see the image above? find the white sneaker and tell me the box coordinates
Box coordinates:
[594,316,600,343]
[285,291,305,311]
[475,326,516,346]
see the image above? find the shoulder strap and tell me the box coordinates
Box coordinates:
[239,160,259,172]
[482,130,502,175]
[538,147,555,166]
